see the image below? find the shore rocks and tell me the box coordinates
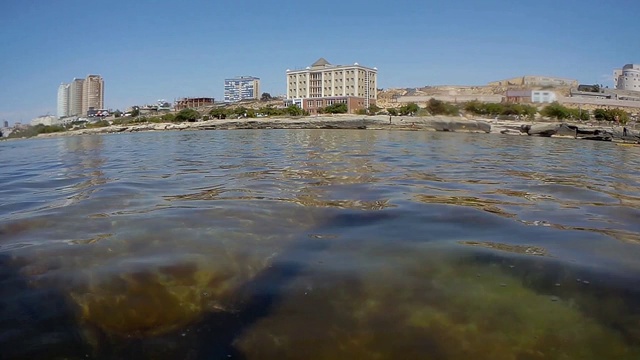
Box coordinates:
[34,116,639,144]
[517,122,635,142]
[423,117,491,133]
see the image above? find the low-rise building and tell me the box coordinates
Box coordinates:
[174,97,215,111]
[505,90,557,103]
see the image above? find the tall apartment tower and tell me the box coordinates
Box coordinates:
[82,75,104,115]
[57,83,70,118]
[286,58,377,114]
[224,76,260,102]
[68,78,85,116]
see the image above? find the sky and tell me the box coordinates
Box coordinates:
[1,0,638,125]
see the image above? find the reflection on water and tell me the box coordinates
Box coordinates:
[1,130,640,359]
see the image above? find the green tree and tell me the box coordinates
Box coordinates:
[258,105,284,117]
[209,107,229,119]
[260,92,272,101]
[161,113,176,122]
[387,108,399,116]
[608,109,630,124]
[234,106,248,117]
[130,107,140,117]
[367,104,381,115]
[398,102,420,116]
[426,99,459,116]
[323,102,348,114]
[285,104,304,116]
[593,108,607,121]
[484,103,504,116]
[464,100,486,115]
[541,102,571,119]
[175,109,200,122]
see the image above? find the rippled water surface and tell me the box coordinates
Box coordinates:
[1,130,640,359]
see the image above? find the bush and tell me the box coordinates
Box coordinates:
[427,99,459,116]
[258,105,285,117]
[285,105,304,116]
[322,102,348,114]
[209,107,229,119]
[541,102,571,119]
[112,118,131,125]
[175,109,200,122]
[387,108,398,116]
[464,101,537,119]
[367,104,381,115]
[542,102,589,121]
[86,120,110,128]
[399,102,420,116]
[594,108,629,124]
[161,113,176,122]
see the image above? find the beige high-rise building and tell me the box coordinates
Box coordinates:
[68,78,85,117]
[286,58,377,114]
[82,75,104,115]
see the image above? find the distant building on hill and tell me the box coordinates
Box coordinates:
[505,90,557,103]
[174,97,215,111]
[489,76,578,88]
[614,64,640,91]
[285,58,378,115]
[30,115,65,126]
[224,76,260,102]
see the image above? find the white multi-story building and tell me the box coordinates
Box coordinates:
[614,64,640,91]
[286,58,378,114]
[57,83,70,118]
[224,76,260,102]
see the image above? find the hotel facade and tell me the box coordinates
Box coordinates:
[286,58,377,114]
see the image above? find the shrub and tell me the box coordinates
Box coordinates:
[285,105,304,116]
[322,103,348,114]
[175,109,200,122]
[161,113,176,122]
[86,120,110,128]
[541,102,571,119]
[593,108,629,124]
[427,99,459,116]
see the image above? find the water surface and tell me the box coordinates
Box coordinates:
[1,130,640,359]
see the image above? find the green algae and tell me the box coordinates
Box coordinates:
[235,246,640,360]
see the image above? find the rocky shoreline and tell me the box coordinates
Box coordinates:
[35,114,639,143]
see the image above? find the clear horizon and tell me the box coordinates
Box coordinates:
[1,0,639,125]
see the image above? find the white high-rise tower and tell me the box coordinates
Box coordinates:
[57,83,70,118]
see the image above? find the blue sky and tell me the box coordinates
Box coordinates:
[1,0,638,124]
